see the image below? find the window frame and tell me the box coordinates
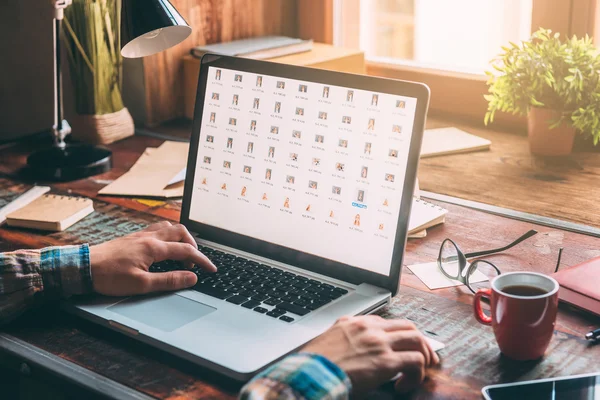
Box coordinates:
[297,0,598,129]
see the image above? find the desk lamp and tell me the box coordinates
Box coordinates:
[27,0,191,181]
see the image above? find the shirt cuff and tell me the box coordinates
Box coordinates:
[40,244,93,296]
[240,353,352,400]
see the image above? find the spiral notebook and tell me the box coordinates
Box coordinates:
[5,194,94,232]
[408,199,447,235]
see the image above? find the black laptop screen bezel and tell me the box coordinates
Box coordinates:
[180,54,429,295]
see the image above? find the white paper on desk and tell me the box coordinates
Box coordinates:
[99,141,189,198]
[168,168,187,185]
[407,261,488,290]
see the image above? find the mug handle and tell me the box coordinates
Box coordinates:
[473,288,492,325]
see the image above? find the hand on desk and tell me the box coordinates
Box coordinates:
[89,222,216,296]
[302,315,439,396]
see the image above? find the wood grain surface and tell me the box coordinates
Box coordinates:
[1,127,600,399]
[419,119,600,229]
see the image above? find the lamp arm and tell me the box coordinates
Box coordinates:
[51,0,73,148]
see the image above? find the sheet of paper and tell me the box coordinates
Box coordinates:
[408,229,427,239]
[425,336,445,352]
[421,127,491,158]
[407,261,488,290]
[99,164,185,198]
[168,168,187,185]
[99,142,189,198]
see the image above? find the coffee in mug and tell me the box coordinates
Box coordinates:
[473,272,559,360]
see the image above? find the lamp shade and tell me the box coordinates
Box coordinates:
[121,0,192,58]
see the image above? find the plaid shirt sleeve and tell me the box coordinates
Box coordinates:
[0,244,93,324]
[239,353,352,400]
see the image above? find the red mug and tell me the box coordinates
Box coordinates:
[473,272,559,360]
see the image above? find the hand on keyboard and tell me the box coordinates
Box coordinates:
[150,245,349,322]
[90,222,216,296]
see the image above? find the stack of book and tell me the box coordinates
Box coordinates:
[190,36,313,60]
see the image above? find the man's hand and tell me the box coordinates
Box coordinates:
[89,222,216,296]
[301,315,439,397]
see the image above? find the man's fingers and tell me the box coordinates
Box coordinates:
[393,352,426,393]
[389,331,435,367]
[140,270,198,293]
[383,319,439,365]
[381,318,419,332]
[153,241,216,272]
[151,224,196,247]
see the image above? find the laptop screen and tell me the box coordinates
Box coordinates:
[188,66,417,276]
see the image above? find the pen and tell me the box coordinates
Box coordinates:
[585,328,600,341]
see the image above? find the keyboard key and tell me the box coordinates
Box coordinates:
[279,316,295,323]
[194,284,233,300]
[304,286,321,293]
[307,299,331,310]
[278,285,294,293]
[226,295,249,305]
[320,283,334,289]
[276,302,310,316]
[333,288,348,295]
[241,300,261,309]
[253,307,268,314]
[254,287,270,295]
[294,299,310,307]
[238,289,256,297]
[292,281,310,289]
[214,282,234,290]
[264,298,282,306]
[252,293,269,301]
[266,309,286,318]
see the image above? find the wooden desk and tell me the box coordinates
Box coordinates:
[1,133,599,400]
[422,119,600,229]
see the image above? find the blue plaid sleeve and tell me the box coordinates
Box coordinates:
[0,244,92,324]
[239,353,351,400]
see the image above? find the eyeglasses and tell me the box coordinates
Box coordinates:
[437,229,539,293]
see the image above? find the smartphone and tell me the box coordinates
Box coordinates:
[482,372,600,399]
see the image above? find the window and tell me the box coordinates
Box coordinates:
[332,0,597,126]
[356,0,532,74]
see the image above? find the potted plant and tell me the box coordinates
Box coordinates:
[63,0,134,145]
[484,28,600,156]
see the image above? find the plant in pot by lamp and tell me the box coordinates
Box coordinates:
[63,0,134,145]
[484,28,600,156]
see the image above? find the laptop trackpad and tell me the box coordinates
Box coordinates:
[108,294,215,332]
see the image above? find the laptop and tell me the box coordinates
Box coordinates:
[67,55,430,381]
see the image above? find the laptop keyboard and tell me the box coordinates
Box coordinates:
[148,245,349,323]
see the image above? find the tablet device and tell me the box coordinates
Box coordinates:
[482,372,600,399]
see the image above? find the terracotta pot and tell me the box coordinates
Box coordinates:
[527,107,576,156]
[71,107,135,145]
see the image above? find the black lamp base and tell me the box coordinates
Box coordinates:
[27,143,112,181]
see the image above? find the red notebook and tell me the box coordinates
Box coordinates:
[553,257,600,316]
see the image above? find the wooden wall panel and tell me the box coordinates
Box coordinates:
[142,0,297,126]
[296,0,333,44]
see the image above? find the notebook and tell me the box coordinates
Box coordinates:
[408,199,447,235]
[191,36,313,60]
[421,127,491,158]
[6,194,94,231]
[553,257,600,316]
